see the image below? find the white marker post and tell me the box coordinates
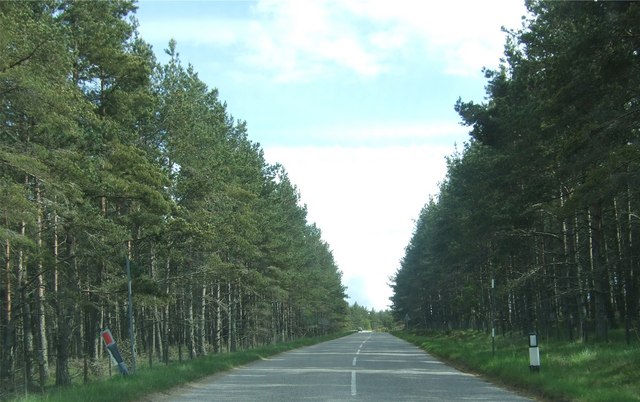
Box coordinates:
[528,332,540,372]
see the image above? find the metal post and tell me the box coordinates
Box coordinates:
[126,253,136,372]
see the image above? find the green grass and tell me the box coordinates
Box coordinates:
[10,332,351,402]
[393,330,640,402]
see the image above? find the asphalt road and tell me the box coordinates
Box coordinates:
[149,332,533,401]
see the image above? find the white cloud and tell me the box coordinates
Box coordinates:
[252,0,528,79]
[326,121,468,143]
[266,121,469,147]
[139,18,245,47]
[140,0,527,82]
[247,0,388,81]
[369,29,408,51]
[263,143,459,310]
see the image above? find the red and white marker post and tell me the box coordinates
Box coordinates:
[101,328,129,375]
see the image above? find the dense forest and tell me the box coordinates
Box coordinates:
[346,303,395,332]
[392,0,640,344]
[0,0,348,395]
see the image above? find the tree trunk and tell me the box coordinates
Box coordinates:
[562,208,580,340]
[237,279,243,350]
[613,198,627,336]
[55,299,72,386]
[215,282,222,353]
[1,236,14,380]
[177,294,183,363]
[271,301,278,345]
[54,236,74,386]
[590,203,609,342]
[18,220,34,389]
[187,281,195,359]
[163,257,170,364]
[227,282,233,352]
[626,194,638,343]
[149,246,158,364]
[153,307,161,365]
[198,284,206,356]
[35,181,49,386]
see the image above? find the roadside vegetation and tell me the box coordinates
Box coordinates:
[394,330,640,402]
[10,332,350,402]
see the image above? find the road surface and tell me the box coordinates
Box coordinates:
[147,332,533,401]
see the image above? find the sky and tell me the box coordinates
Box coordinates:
[135,0,529,311]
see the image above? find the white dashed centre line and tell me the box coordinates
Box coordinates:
[349,335,371,397]
[351,370,357,396]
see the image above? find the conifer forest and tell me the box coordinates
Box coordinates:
[392,1,640,344]
[0,0,347,393]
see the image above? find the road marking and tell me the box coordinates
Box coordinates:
[349,335,369,397]
[351,370,357,396]
[232,367,472,376]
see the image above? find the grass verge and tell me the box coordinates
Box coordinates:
[11,332,351,402]
[392,330,640,402]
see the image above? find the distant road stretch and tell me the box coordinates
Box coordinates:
[149,332,533,401]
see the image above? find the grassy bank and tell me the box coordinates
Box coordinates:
[11,332,350,402]
[393,330,640,402]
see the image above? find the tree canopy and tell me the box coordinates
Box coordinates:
[391,0,640,344]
